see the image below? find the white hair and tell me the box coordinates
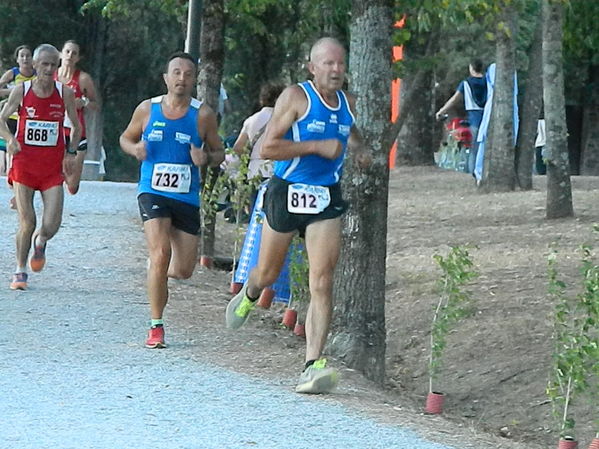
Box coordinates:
[33,44,60,61]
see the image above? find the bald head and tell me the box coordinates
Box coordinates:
[309,37,346,63]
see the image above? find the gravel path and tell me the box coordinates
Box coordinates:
[0,179,457,449]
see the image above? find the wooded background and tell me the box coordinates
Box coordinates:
[1,0,596,183]
[1,0,598,382]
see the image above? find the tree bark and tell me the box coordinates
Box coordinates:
[579,65,599,175]
[515,10,543,190]
[543,0,573,219]
[481,4,517,192]
[81,11,106,181]
[395,37,435,166]
[197,0,225,261]
[328,0,392,385]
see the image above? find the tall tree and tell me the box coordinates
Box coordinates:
[542,0,572,219]
[396,35,436,166]
[515,6,543,190]
[197,0,225,264]
[480,2,517,192]
[579,67,599,175]
[329,0,393,384]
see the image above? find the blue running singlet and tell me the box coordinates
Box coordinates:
[273,80,355,186]
[138,96,203,206]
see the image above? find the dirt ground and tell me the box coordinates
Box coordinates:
[161,166,599,449]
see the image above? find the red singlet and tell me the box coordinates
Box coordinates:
[54,69,86,138]
[9,80,66,191]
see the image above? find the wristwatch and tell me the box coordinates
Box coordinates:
[66,148,77,155]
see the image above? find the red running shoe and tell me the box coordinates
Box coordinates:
[145,326,166,349]
[10,272,28,290]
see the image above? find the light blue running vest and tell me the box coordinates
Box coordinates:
[138,96,203,206]
[274,80,355,186]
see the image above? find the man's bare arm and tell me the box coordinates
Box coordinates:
[119,100,151,161]
[260,85,342,161]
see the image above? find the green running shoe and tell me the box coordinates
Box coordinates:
[225,284,256,329]
[295,359,339,394]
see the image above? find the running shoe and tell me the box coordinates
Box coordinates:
[145,326,166,349]
[10,272,28,290]
[225,284,255,329]
[29,236,46,272]
[295,359,339,394]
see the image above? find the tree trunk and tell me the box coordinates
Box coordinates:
[396,37,435,166]
[81,11,106,181]
[328,0,392,385]
[515,10,543,190]
[197,0,225,261]
[579,65,599,175]
[543,0,573,219]
[481,4,517,192]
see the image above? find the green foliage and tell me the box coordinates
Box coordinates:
[546,238,599,438]
[289,237,309,306]
[223,144,263,268]
[222,0,350,134]
[564,0,599,65]
[201,167,228,227]
[0,0,86,69]
[428,246,478,393]
[82,0,186,18]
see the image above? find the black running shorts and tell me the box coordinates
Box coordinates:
[263,176,347,236]
[138,193,201,235]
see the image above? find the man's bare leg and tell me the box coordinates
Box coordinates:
[304,217,341,362]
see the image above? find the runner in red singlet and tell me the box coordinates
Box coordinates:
[55,40,99,195]
[0,44,81,290]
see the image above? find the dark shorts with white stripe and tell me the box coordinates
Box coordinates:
[263,175,347,237]
[138,192,201,235]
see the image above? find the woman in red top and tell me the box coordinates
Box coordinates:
[55,40,99,194]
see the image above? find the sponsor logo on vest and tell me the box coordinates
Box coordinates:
[152,121,166,127]
[50,103,62,108]
[338,124,350,137]
[306,119,326,134]
[148,129,163,142]
[330,113,338,124]
[26,107,36,118]
[175,132,191,144]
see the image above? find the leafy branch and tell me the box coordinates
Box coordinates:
[429,245,478,394]
[546,239,599,439]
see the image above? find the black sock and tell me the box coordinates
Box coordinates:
[304,359,316,370]
[246,290,260,302]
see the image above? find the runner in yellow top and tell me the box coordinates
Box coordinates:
[0,45,36,207]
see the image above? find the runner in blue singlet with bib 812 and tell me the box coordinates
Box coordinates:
[226,37,372,394]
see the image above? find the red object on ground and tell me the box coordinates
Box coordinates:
[281,308,297,329]
[587,438,599,449]
[557,438,578,449]
[424,392,444,414]
[293,323,306,338]
[199,256,213,269]
[257,288,275,309]
[229,282,243,294]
